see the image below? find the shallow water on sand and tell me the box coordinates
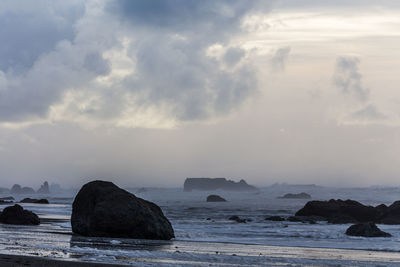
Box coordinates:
[1,185,400,266]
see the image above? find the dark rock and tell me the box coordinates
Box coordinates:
[20,198,49,204]
[295,199,378,224]
[184,178,257,192]
[345,222,391,237]
[228,215,246,223]
[71,180,174,240]
[0,204,40,225]
[0,200,13,205]
[278,192,311,199]
[265,216,285,221]
[11,184,36,194]
[37,181,50,194]
[206,195,227,202]
[377,201,400,225]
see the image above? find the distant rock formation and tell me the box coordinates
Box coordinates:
[20,198,49,204]
[37,181,50,194]
[0,204,40,225]
[206,195,227,202]
[184,178,257,192]
[10,184,35,194]
[278,192,311,199]
[71,180,174,240]
[296,199,400,224]
[345,222,391,237]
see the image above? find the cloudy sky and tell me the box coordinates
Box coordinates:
[1,0,400,188]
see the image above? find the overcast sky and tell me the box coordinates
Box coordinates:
[1,0,400,188]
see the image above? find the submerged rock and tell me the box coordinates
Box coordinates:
[278,192,311,199]
[71,180,174,240]
[206,195,227,202]
[265,216,286,221]
[0,204,40,225]
[20,198,49,204]
[228,215,246,223]
[345,222,391,237]
[0,200,13,205]
[184,178,257,191]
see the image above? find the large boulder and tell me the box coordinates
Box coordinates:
[345,222,391,237]
[71,180,174,240]
[206,195,227,202]
[0,204,40,225]
[295,199,377,223]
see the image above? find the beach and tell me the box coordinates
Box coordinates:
[1,185,400,266]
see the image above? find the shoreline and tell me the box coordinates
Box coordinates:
[0,254,126,267]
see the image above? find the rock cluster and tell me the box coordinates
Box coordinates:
[296,199,400,224]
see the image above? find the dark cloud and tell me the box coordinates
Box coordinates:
[124,35,257,120]
[107,0,262,42]
[333,56,369,101]
[0,0,85,73]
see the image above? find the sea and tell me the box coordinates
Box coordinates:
[1,184,400,266]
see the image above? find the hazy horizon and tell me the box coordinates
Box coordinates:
[1,0,400,188]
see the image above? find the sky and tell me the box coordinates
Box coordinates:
[1,0,400,188]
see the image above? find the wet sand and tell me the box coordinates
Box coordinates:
[0,254,125,267]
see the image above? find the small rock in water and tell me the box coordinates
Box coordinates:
[345,222,391,237]
[265,216,285,221]
[228,215,246,223]
[206,194,227,202]
[20,198,49,204]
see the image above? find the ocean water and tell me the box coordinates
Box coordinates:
[1,185,400,266]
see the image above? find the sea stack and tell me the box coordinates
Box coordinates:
[71,180,174,240]
[184,178,257,191]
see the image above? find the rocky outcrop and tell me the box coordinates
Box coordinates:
[184,178,257,191]
[20,198,49,204]
[71,180,174,240]
[206,195,227,202]
[278,192,311,199]
[10,184,36,194]
[37,181,50,194]
[295,199,400,224]
[345,222,391,237]
[0,204,40,225]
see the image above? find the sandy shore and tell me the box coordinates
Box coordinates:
[0,254,125,267]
